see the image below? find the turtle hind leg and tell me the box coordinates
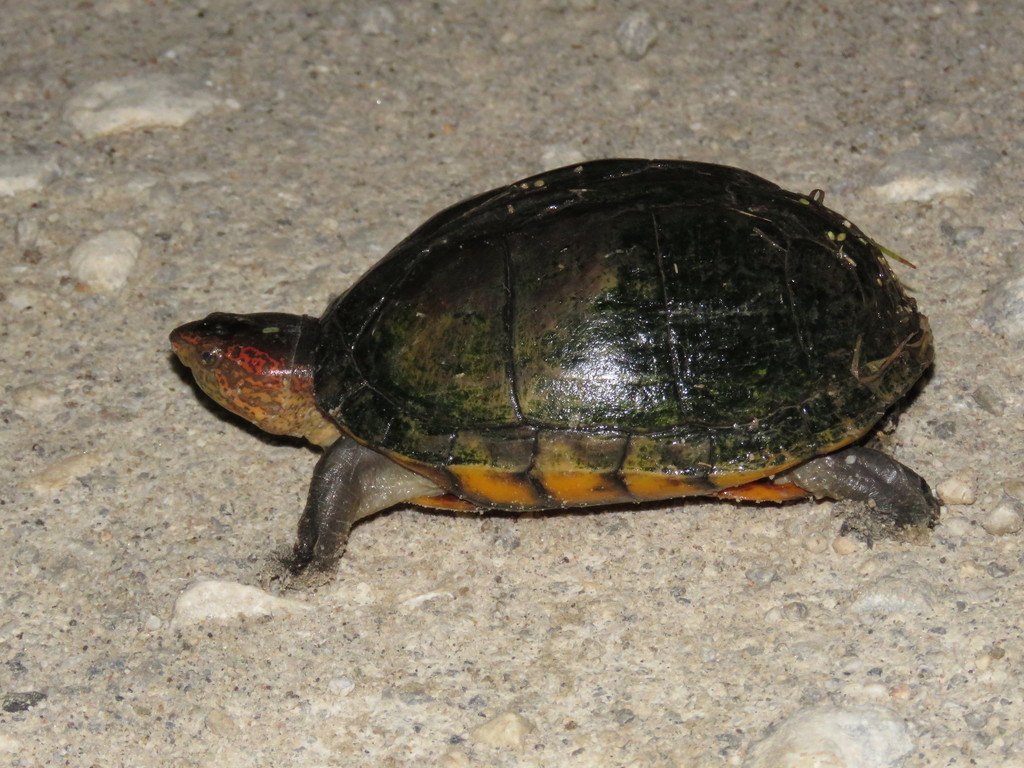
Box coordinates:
[784,446,939,541]
[287,435,445,574]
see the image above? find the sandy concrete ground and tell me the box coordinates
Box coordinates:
[2,1,1023,765]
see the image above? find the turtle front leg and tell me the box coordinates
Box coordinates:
[289,435,445,573]
[784,446,939,539]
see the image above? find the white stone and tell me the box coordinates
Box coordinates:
[95,0,136,15]
[438,750,472,768]
[470,711,535,750]
[69,229,141,292]
[327,677,355,696]
[11,384,62,413]
[27,453,103,493]
[616,11,658,60]
[4,287,45,310]
[939,515,972,537]
[982,504,1023,536]
[540,143,587,169]
[172,580,312,626]
[16,217,40,248]
[832,535,864,555]
[348,581,376,605]
[743,705,913,768]
[360,6,397,35]
[399,591,454,611]
[867,140,998,202]
[850,570,936,615]
[982,273,1024,340]
[937,473,976,505]
[0,153,60,196]
[205,708,239,737]
[801,532,830,554]
[1004,480,1024,504]
[63,74,227,139]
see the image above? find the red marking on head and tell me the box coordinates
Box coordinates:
[228,345,291,379]
[170,312,333,441]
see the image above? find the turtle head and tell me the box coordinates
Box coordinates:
[170,312,340,446]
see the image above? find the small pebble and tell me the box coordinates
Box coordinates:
[12,544,42,568]
[964,711,990,729]
[360,5,397,35]
[11,384,62,413]
[346,581,376,605]
[63,74,228,139]
[27,452,102,493]
[743,705,913,768]
[0,153,60,196]
[480,517,521,551]
[612,708,636,726]
[69,229,141,293]
[889,684,912,700]
[328,677,355,696]
[782,601,810,620]
[939,515,972,537]
[936,473,976,506]
[1005,480,1024,503]
[971,383,1006,415]
[959,560,987,578]
[867,139,999,202]
[0,735,21,753]
[985,561,1013,578]
[5,287,44,310]
[981,272,1024,340]
[172,580,312,626]
[974,645,1005,672]
[2,692,47,714]
[396,684,433,705]
[540,143,587,169]
[745,566,779,586]
[940,221,985,247]
[832,535,864,555]
[398,591,454,611]
[438,750,472,768]
[800,530,830,553]
[850,572,935,615]
[840,681,889,700]
[16,217,40,248]
[982,503,1023,536]
[616,11,658,60]
[471,711,535,750]
[205,708,239,737]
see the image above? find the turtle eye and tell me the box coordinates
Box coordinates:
[200,349,220,367]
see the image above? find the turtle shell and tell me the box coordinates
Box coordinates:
[314,159,932,510]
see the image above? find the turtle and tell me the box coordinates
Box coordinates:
[170,158,937,574]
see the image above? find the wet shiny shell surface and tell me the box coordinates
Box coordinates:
[314,159,932,510]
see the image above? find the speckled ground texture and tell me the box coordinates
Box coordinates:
[3,1,1024,766]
